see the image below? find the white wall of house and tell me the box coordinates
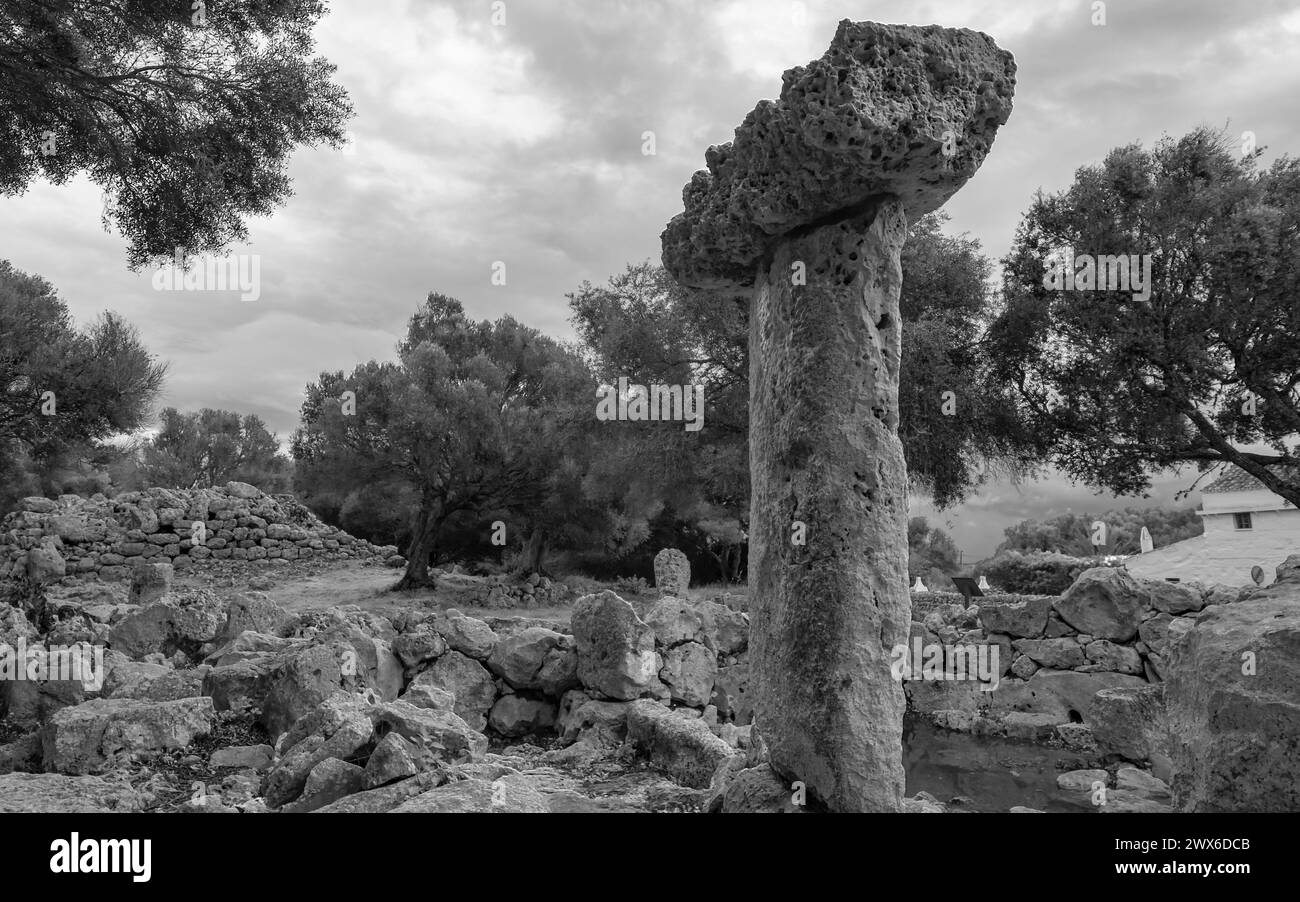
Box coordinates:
[1126,490,1300,586]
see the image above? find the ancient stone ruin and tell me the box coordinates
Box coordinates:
[0,483,399,583]
[652,548,690,597]
[662,20,1015,811]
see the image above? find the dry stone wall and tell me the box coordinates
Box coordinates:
[0,483,399,583]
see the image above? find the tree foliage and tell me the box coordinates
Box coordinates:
[988,127,1300,506]
[995,505,1204,557]
[0,0,352,267]
[292,293,594,588]
[0,258,165,510]
[141,406,290,491]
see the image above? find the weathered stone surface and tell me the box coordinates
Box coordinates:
[977,595,1053,638]
[0,772,146,812]
[652,548,691,597]
[128,560,173,605]
[101,662,203,701]
[1013,638,1084,669]
[258,642,357,739]
[645,598,709,647]
[211,744,274,771]
[263,693,374,807]
[486,627,574,695]
[659,641,717,707]
[1090,685,1165,762]
[284,757,368,812]
[313,773,442,812]
[216,593,298,644]
[390,774,549,813]
[571,591,658,700]
[1144,580,1204,616]
[25,542,66,583]
[414,651,497,730]
[746,200,911,813]
[666,18,1013,815]
[625,699,735,788]
[1164,562,1300,812]
[1054,568,1147,641]
[41,696,215,775]
[432,610,498,660]
[390,627,447,669]
[989,669,1148,724]
[556,690,630,746]
[108,594,225,659]
[661,21,1016,289]
[1057,769,1108,793]
[487,695,557,737]
[1084,639,1143,675]
[719,764,805,813]
[365,732,421,788]
[372,700,488,764]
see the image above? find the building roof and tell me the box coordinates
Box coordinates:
[1202,464,1300,494]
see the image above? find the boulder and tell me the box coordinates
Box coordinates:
[284,758,368,813]
[486,627,576,696]
[25,542,66,584]
[1083,640,1143,675]
[211,744,275,771]
[625,699,736,788]
[1054,568,1147,641]
[977,595,1053,639]
[1144,579,1204,615]
[108,593,225,660]
[413,651,497,730]
[1012,638,1083,669]
[128,560,173,605]
[1164,564,1300,812]
[372,700,488,764]
[989,668,1148,724]
[659,641,718,707]
[216,593,299,644]
[101,662,204,701]
[556,691,630,746]
[571,591,658,700]
[487,695,557,737]
[390,774,548,813]
[432,610,498,660]
[0,773,146,812]
[364,732,421,788]
[262,693,375,807]
[718,764,805,813]
[41,696,215,775]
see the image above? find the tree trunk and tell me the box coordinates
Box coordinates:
[514,526,546,576]
[394,500,443,590]
[749,199,910,812]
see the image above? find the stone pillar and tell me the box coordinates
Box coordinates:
[749,200,910,811]
[660,20,1015,812]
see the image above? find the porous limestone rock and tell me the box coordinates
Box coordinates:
[662,20,1014,812]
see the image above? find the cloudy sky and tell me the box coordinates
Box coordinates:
[3,0,1298,558]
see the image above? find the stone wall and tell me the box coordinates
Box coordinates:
[905,567,1249,746]
[0,483,400,583]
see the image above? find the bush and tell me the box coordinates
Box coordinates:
[976,550,1116,595]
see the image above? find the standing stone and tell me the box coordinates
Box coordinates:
[653,548,691,597]
[661,21,1015,811]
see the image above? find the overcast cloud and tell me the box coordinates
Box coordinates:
[3,0,1297,558]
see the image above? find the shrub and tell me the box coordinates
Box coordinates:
[976,550,1116,595]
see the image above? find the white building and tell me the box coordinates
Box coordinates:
[1126,466,1300,587]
